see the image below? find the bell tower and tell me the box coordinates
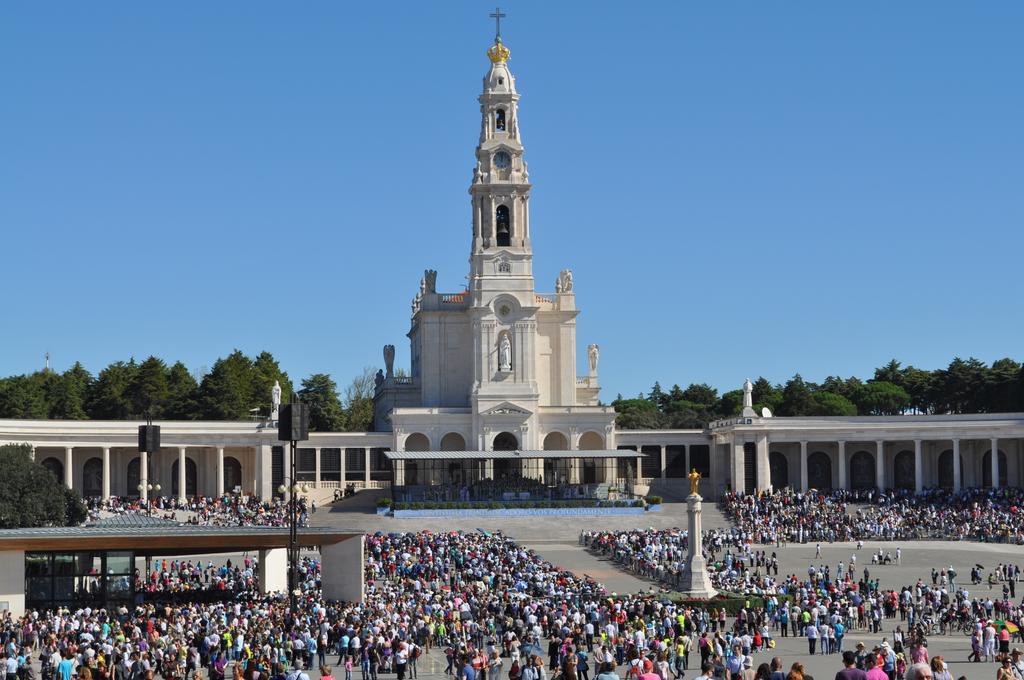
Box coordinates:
[469,33,533,289]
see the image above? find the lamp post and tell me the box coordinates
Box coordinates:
[136,482,162,515]
[277,397,309,620]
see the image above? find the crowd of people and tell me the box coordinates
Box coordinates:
[720,488,1024,545]
[89,496,311,528]
[134,556,264,596]
[406,477,595,504]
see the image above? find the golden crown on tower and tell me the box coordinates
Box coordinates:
[487,38,510,64]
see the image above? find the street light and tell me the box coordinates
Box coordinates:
[277,396,309,619]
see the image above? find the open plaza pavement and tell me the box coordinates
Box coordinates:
[306,498,1024,680]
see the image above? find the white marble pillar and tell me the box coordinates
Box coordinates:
[914,439,923,493]
[799,441,809,492]
[216,447,225,496]
[756,434,770,491]
[732,440,745,493]
[660,445,667,479]
[64,446,73,490]
[102,447,111,500]
[177,447,187,501]
[364,448,371,485]
[314,447,321,487]
[991,437,1000,488]
[837,441,847,490]
[140,450,149,501]
[678,491,717,598]
[952,439,962,492]
[876,440,886,491]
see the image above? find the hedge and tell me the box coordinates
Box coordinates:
[666,592,792,614]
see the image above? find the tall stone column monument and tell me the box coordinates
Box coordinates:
[678,469,718,599]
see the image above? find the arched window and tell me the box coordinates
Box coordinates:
[495,109,506,131]
[40,457,63,484]
[224,457,243,494]
[807,451,832,490]
[440,433,466,451]
[493,432,519,451]
[495,205,511,246]
[893,450,915,489]
[83,458,103,497]
[849,451,876,490]
[127,458,141,497]
[769,451,789,490]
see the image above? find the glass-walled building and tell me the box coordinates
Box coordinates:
[25,550,134,611]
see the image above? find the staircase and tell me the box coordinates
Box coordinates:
[644,478,691,503]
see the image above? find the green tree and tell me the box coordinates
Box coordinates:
[612,397,665,429]
[164,361,200,420]
[0,374,50,419]
[777,374,815,416]
[647,382,668,411]
[984,358,1021,413]
[86,360,138,419]
[0,444,86,527]
[50,362,92,419]
[811,391,858,416]
[665,399,708,428]
[854,381,911,415]
[873,359,904,386]
[341,367,376,432]
[199,351,256,420]
[681,383,718,411]
[716,389,744,417]
[128,356,169,418]
[901,366,934,414]
[751,377,782,413]
[298,373,346,432]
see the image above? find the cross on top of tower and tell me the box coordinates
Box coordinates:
[489,7,506,41]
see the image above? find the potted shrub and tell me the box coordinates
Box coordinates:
[645,495,663,511]
[376,497,393,515]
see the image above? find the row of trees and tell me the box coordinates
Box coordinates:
[0,445,86,527]
[612,357,1024,429]
[0,351,375,432]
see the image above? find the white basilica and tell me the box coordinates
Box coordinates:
[1,34,1023,503]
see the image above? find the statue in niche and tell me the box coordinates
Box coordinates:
[271,380,282,420]
[499,334,512,372]
[424,269,437,293]
[558,269,574,293]
[587,344,600,375]
[743,378,754,410]
[383,344,395,379]
[374,369,384,389]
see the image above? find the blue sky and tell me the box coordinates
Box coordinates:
[1,2,1022,399]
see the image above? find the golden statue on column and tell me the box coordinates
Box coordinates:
[688,468,701,495]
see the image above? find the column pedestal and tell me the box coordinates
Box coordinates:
[678,494,717,599]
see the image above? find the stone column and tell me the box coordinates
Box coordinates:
[178,447,187,501]
[756,434,770,492]
[364,448,371,485]
[216,447,225,496]
[837,441,847,490]
[140,450,149,502]
[102,446,111,501]
[678,491,717,599]
[876,440,886,491]
[914,439,923,493]
[991,437,1000,488]
[799,441,809,492]
[660,445,667,479]
[64,446,74,490]
[952,439,962,492]
[731,439,745,493]
[314,447,321,487]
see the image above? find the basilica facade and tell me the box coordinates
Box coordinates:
[1,35,1023,502]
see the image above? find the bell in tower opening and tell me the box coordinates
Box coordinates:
[495,204,511,246]
[495,108,506,131]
